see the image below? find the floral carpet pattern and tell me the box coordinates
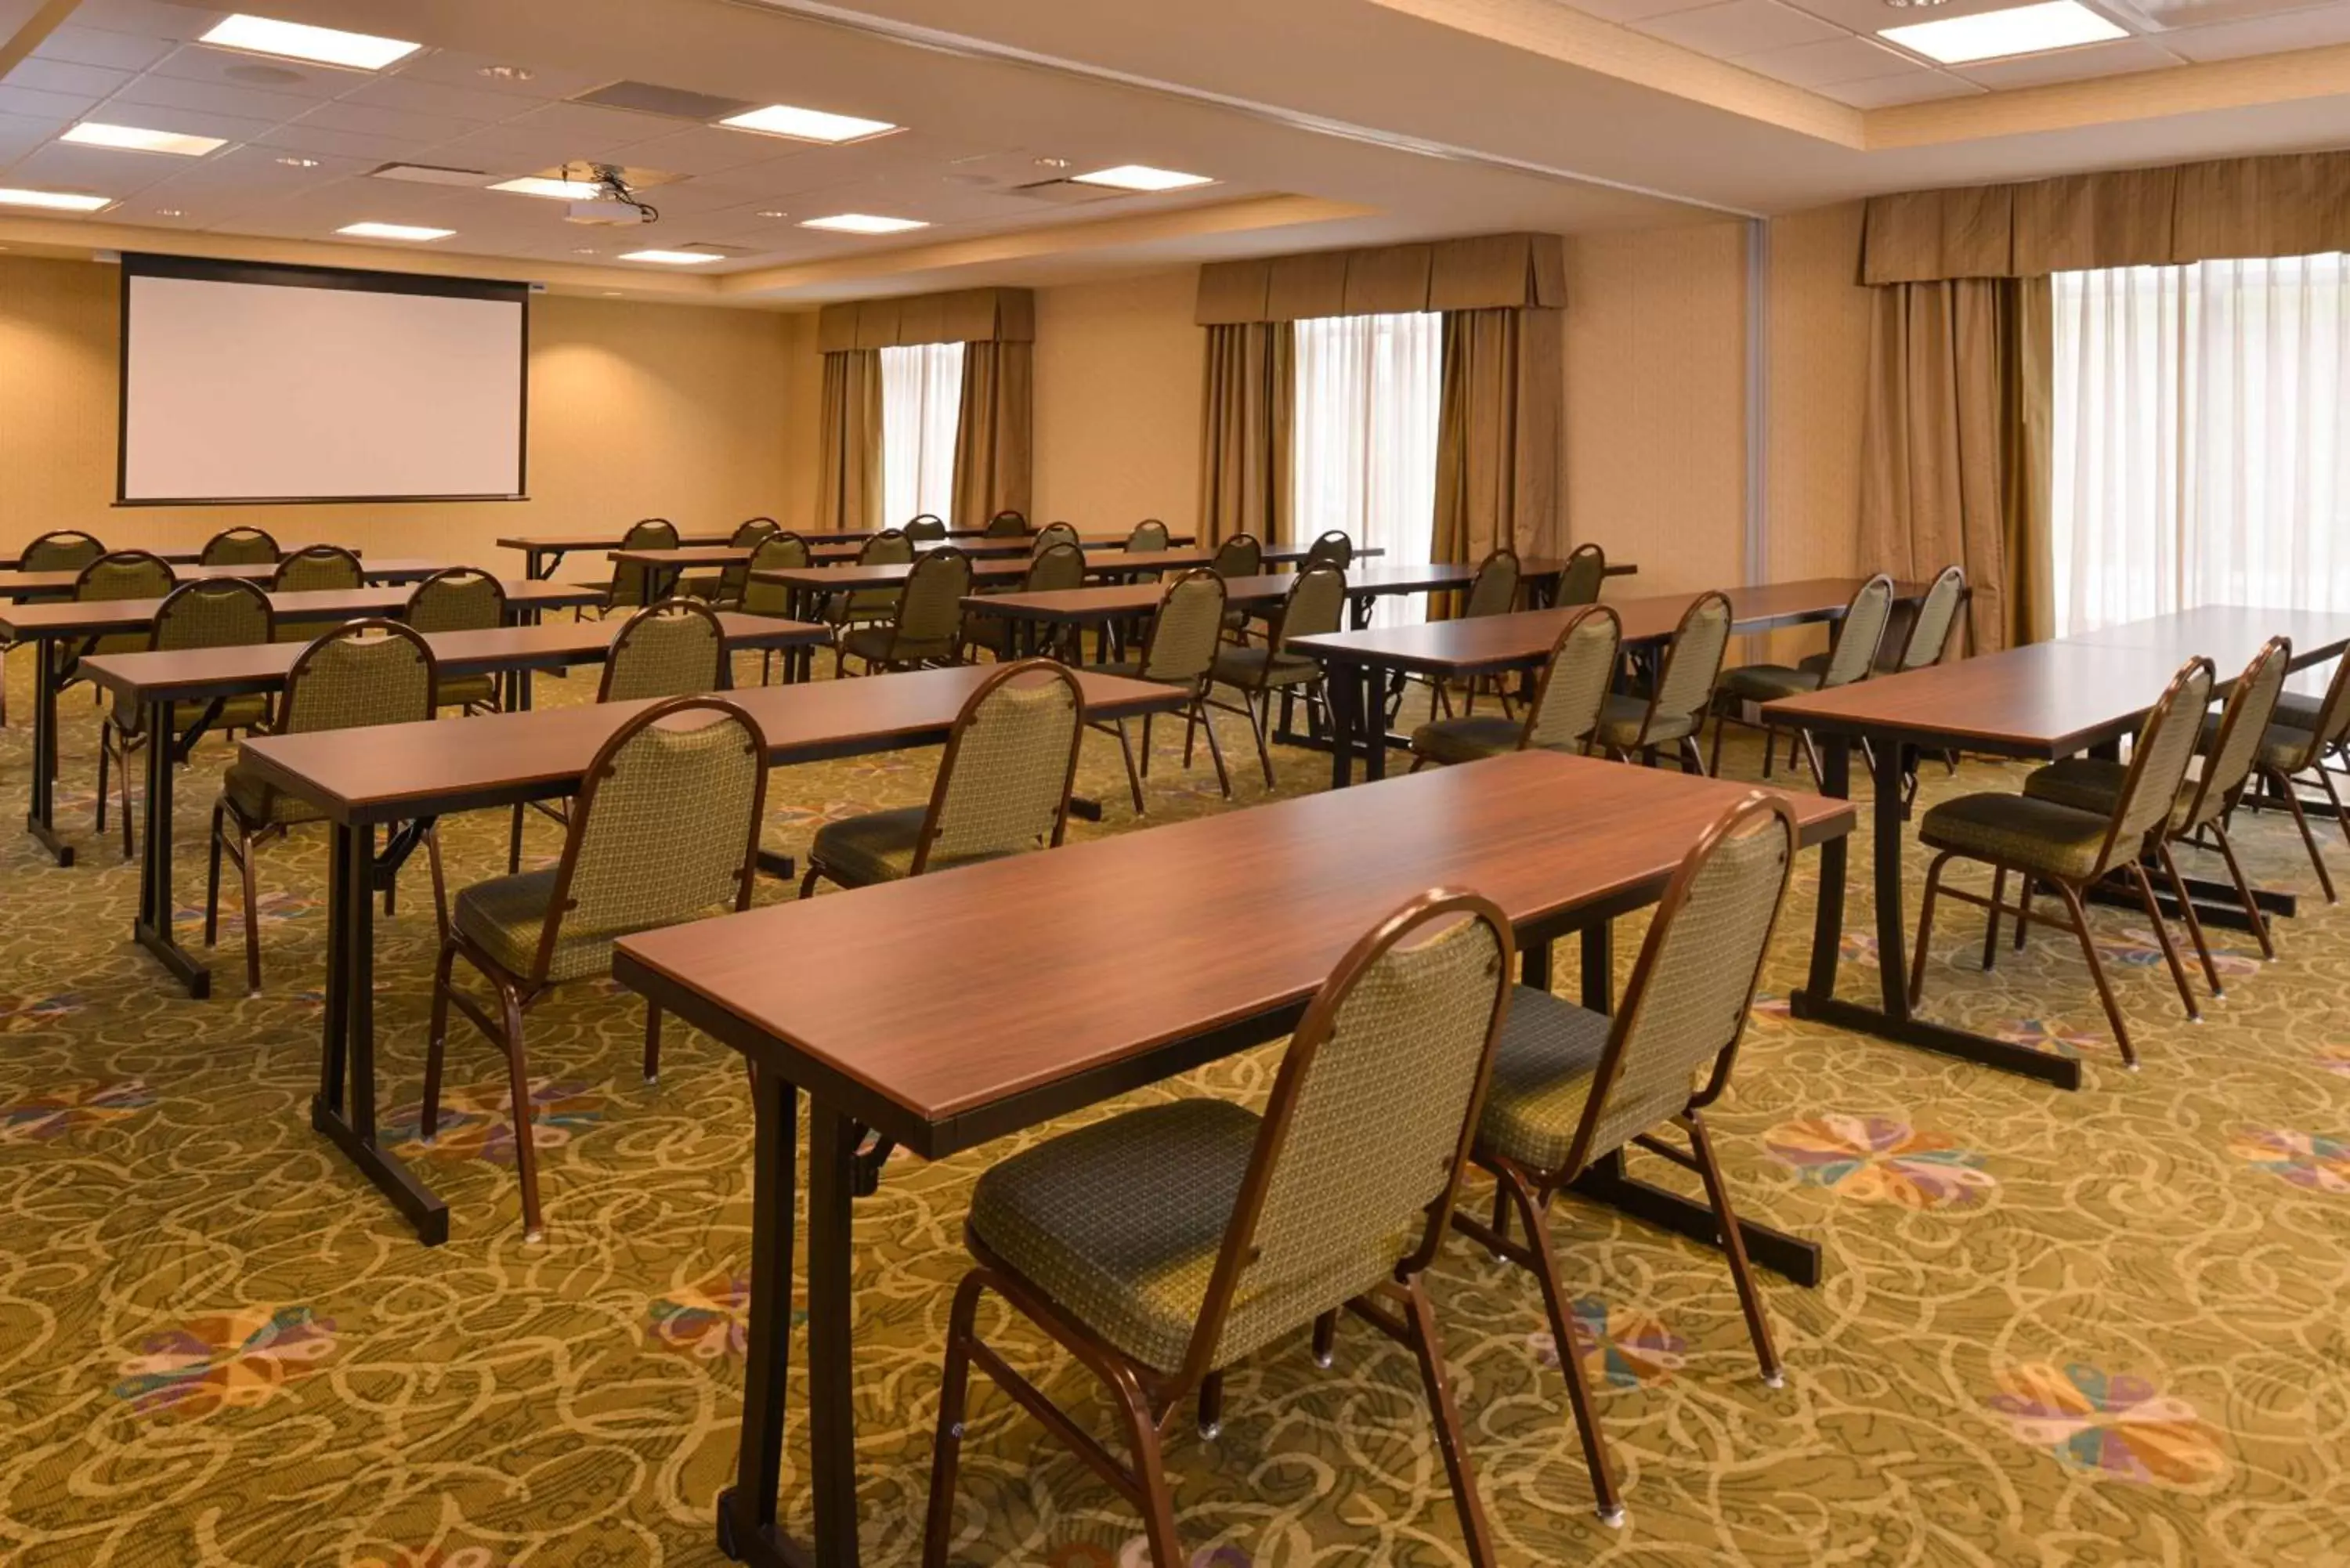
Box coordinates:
[1,648,2348,1566]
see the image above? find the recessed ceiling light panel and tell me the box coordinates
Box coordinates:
[0,188,113,212]
[200,14,421,70]
[620,248,721,264]
[719,104,898,143]
[337,221,453,241]
[1878,0,2126,63]
[1072,164,1214,192]
[491,176,606,200]
[62,122,226,157]
[799,212,927,234]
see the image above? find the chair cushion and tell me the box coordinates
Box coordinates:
[970,1098,1261,1371]
[842,626,958,667]
[1918,792,2113,882]
[1795,651,1831,677]
[2274,691,2326,731]
[453,868,609,985]
[1476,986,1611,1174]
[1411,714,1521,767]
[222,760,322,828]
[810,806,926,887]
[1592,692,1697,750]
[1719,663,1821,703]
[2202,711,2323,773]
[2020,757,2130,818]
[1213,645,1321,690]
[437,673,497,710]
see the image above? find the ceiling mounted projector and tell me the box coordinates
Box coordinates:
[562,164,659,226]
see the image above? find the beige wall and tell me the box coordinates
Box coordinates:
[1764,201,1872,585]
[0,255,801,579]
[1031,269,1202,538]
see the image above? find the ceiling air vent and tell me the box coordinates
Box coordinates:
[368,163,493,186]
[572,80,759,121]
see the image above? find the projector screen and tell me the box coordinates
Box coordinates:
[119,255,529,504]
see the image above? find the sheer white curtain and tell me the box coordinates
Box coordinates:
[1292,311,1441,623]
[880,341,964,528]
[2052,254,2350,639]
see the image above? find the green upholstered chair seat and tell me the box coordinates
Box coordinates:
[438,673,497,710]
[2271,691,2340,735]
[454,869,608,985]
[841,626,958,667]
[825,592,898,626]
[1213,645,1320,688]
[1410,714,1521,766]
[678,573,726,600]
[2200,712,2319,772]
[809,806,1018,887]
[1719,664,1822,703]
[1795,651,1832,676]
[962,615,1010,653]
[1474,985,1610,1173]
[2022,756,2204,833]
[114,692,269,736]
[222,760,324,829]
[1593,692,1697,750]
[1918,792,2113,881]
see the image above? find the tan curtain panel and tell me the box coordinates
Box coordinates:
[814,349,883,537]
[1861,150,2350,283]
[1859,277,2052,654]
[1198,233,1566,323]
[1433,306,1565,571]
[952,340,1033,529]
[1196,322,1293,548]
[815,287,1036,349]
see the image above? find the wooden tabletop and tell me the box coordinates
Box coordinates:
[235,664,1186,826]
[1291,578,1915,677]
[614,751,1851,1157]
[0,578,599,639]
[1764,604,2350,757]
[498,530,741,553]
[0,542,358,570]
[0,558,449,598]
[80,613,826,706]
[757,558,1036,592]
[964,562,1499,625]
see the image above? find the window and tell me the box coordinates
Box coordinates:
[880,340,963,528]
[1292,311,1441,622]
[2052,254,2350,638]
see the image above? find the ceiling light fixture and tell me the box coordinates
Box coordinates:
[337,221,453,241]
[490,175,606,200]
[0,188,113,212]
[718,104,898,144]
[620,248,721,265]
[200,15,421,71]
[800,212,926,234]
[1879,0,2124,61]
[477,64,534,81]
[61,122,227,157]
[276,155,322,168]
[1072,164,1214,192]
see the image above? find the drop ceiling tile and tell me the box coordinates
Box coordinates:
[1738,34,1921,82]
[34,25,177,74]
[0,113,60,161]
[1776,0,2027,34]
[344,75,542,124]
[254,122,434,162]
[2163,4,2350,59]
[1556,0,1727,23]
[144,43,353,100]
[0,84,102,126]
[68,0,220,42]
[293,99,475,143]
[492,101,678,153]
[1814,67,1983,102]
[388,52,609,103]
[5,142,182,197]
[55,103,281,143]
[1953,36,2186,86]
[112,70,324,122]
[5,59,138,99]
[1634,0,1849,55]
[613,125,809,177]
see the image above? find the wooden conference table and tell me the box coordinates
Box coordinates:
[501,527,1199,580]
[0,542,354,571]
[615,533,1221,597]
[0,579,601,868]
[232,665,1188,1245]
[613,750,1854,1568]
[1295,577,1919,789]
[0,556,449,601]
[81,613,829,998]
[1762,604,2350,1091]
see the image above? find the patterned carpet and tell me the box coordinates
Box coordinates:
[1,645,2347,1568]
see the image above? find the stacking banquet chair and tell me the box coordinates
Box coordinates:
[429,695,768,1241]
[1450,793,1798,1530]
[1033,521,1080,553]
[801,659,1082,896]
[1210,533,1265,641]
[404,568,508,714]
[1126,518,1171,553]
[1305,529,1354,569]
[1083,568,1232,811]
[1710,573,1896,779]
[736,533,813,682]
[1208,561,1347,789]
[1590,591,1732,772]
[1805,563,1968,797]
[906,513,949,544]
[2229,652,2350,905]
[604,518,679,616]
[964,541,1084,663]
[60,551,178,714]
[2,530,103,727]
[198,526,279,566]
[2023,638,2290,988]
[1553,543,1607,608]
[97,579,274,859]
[687,516,778,604]
[1909,656,2216,1066]
[1424,546,1523,719]
[1411,605,1620,771]
[271,544,363,593]
[823,528,914,640]
[985,509,1029,538]
[207,621,440,994]
[923,890,1516,1568]
[837,548,971,676]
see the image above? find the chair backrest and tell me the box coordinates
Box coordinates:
[609,518,679,609]
[599,599,725,703]
[1520,605,1621,753]
[76,550,175,602]
[1648,591,1734,728]
[1126,518,1171,553]
[538,695,768,981]
[1820,574,1898,690]
[2299,650,2350,750]
[2186,637,2290,829]
[1560,794,1798,1176]
[730,516,781,548]
[985,509,1029,538]
[1022,540,1086,594]
[199,526,279,566]
[2093,657,2218,874]
[404,567,507,634]
[21,530,103,573]
[152,578,272,651]
[1464,548,1522,620]
[1305,530,1353,569]
[737,533,813,616]
[1896,565,1967,672]
[906,514,949,543]
[272,544,363,594]
[1273,562,1347,650]
[1029,522,1079,555]
[1139,569,1229,685]
[280,620,436,735]
[891,547,973,648]
[859,528,914,565]
[1210,533,1264,579]
[1185,891,1513,1378]
[914,660,1085,874]
[1555,544,1606,607]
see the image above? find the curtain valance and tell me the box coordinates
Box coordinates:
[1861,150,2350,284]
[815,287,1036,352]
[1195,233,1567,323]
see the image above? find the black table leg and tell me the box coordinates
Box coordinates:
[132,697,210,997]
[807,1105,863,1568]
[1325,659,1360,789]
[717,1067,815,1568]
[1358,664,1387,782]
[27,638,71,866]
[1580,921,1613,1013]
[309,818,450,1243]
[1569,1153,1822,1287]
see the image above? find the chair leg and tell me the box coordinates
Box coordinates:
[1979,866,2005,971]
[2308,764,2350,898]
[921,1272,989,1567]
[507,801,525,875]
[1708,712,1729,777]
[1112,720,1144,814]
[1194,694,1231,799]
[95,730,110,837]
[1492,1165,1621,1525]
[237,826,263,995]
[204,803,225,948]
[642,1003,663,1084]
[1104,1361,1184,1568]
[498,985,546,1241]
[423,939,457,1142]
[1396,1274,1499,1568]
[1679,735,1705,776]
[1908,852,1952,1008]
[1138,710,1154,779]
[2055,881,2135,1068]
[119,735,137,862]
[2155,839,2223,999]
[1195,1371,1223,1439]
[2275,768,2339,903]
[2126,860,2200,1023]
[2207,822,2275,961]
[1311,1310,1338,1369]
[1684,1111,1783,1386]
[1248,692,1276,790]
[1799,731,1828,787]
[2013,878,2034,952]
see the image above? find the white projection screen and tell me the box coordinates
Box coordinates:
[119,255,529,504]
